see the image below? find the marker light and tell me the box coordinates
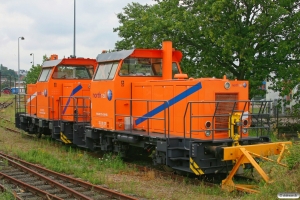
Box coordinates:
[205,121,211,129]
[243,119,248,126]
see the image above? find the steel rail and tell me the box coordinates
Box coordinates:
[0,154,93,200]
[0,152,138,200]
[0,172,63,200]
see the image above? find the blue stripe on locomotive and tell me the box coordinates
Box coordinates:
[62,85,83,114]
[135,82,202,125]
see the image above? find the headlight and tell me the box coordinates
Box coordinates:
[205,130,211,137]
[224,82,231,90]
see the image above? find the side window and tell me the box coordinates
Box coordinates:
[75,66,93,79]
[151,62,162,76]
[38,68,52,82]
[119,58,162,76]
[94,62,119,80]
[108,63,118,79]
[172,62,180,78]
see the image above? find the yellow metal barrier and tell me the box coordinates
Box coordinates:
[221,141,292,193]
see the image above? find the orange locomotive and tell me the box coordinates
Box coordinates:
[16,55,97,141]
[83,41,268,174]
[16,41,290,192]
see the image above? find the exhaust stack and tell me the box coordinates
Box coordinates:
[50,54,58,60]
[162,41,173,80]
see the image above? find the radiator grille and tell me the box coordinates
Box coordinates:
[215,94,238,133]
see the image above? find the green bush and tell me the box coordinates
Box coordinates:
[286,142,300,170]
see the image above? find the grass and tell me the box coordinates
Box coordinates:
[0,94,299,200]
[14,142,127,185]
[242,142,300,199]
[0,190,15,200]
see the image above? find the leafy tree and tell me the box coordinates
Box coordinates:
[24,55,49,85]
[0,64,17,79]
[24,64,42,85]
[113,0,300,99]
[0,64,17,90]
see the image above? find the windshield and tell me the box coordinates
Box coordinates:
[94,62,119,80]
[52,65,94,79]
[38,68,52,82]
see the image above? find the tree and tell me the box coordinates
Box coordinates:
[0,65,17,79]
[24,65,42,85]
[113,0,300,99]
[24,55,49,85]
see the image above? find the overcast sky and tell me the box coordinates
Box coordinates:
[0,0,154,72]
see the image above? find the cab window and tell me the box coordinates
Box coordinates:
[38,68,52,82]
[119,58,162,76]
[94,62,119,80]
[172,63,180,78]
[119,58,180,78]
[52,65,93,79]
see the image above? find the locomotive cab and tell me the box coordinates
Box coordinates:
[90,42,183,131]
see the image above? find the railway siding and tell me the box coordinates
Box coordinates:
[0,152,138,200]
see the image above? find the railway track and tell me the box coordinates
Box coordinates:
[0,96,14,111]
[0,100,13,109]
[0,152,138,200]
[0,116,21,134]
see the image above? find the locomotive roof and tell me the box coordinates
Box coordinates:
[96,49,134,63]
[42,59,63,68]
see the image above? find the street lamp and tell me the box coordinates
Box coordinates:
[73,0,76,57]
[30,53,34,66]
[18,36,25,87]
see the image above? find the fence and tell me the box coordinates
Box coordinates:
[252,99,300,139]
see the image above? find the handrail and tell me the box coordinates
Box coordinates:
[59,96,91,123]
[114,98,170,140]
[183,100,271,143]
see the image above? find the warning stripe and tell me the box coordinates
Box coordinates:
[60,132,72,144]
